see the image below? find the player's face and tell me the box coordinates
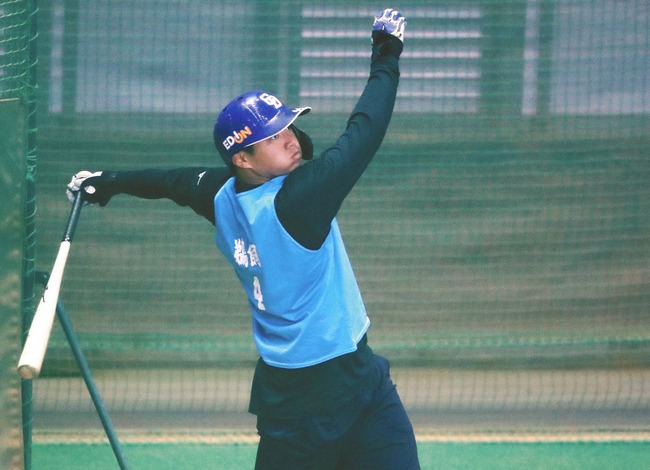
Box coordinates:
[244,128,303,180]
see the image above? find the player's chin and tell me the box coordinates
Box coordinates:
[289,155,303,171]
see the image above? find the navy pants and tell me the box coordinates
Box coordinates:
[254,355,420,469]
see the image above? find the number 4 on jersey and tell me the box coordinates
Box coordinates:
[253,276,266,311]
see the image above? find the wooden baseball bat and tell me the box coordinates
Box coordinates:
[17,192,84,379]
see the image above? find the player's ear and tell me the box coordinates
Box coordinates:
[232,150,253,170]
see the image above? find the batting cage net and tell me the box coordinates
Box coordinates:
[5,0,649,440]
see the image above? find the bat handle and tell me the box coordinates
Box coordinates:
[64,191,85,242]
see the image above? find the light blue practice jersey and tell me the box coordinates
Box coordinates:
[214,175,370,368]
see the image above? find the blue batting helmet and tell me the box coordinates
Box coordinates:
[214,90,311,167]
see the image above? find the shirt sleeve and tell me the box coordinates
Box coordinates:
[275,33,402,250]
[97,167,232,224]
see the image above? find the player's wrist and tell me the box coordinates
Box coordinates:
[372,31,403,60]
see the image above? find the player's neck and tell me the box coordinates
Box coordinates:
[235,177,263,193]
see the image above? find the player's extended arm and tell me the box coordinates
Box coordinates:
[66,167,232,224]
[276,9,405,249]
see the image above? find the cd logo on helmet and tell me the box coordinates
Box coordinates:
[259,93,283,109]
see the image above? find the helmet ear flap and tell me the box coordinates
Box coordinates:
[290,124,313,160]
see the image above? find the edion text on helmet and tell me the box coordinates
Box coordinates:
[223,126,253,151]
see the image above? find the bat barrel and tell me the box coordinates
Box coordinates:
[17,240,72,378]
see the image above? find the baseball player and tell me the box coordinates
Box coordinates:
[67,8,418,469]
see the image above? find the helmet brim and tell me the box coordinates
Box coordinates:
[242,106,311,150]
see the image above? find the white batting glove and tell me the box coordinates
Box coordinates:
[66,171,103,205]
[373,8,406,42]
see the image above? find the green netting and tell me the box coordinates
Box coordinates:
[1,0,38,468]
[8,0,650,436]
